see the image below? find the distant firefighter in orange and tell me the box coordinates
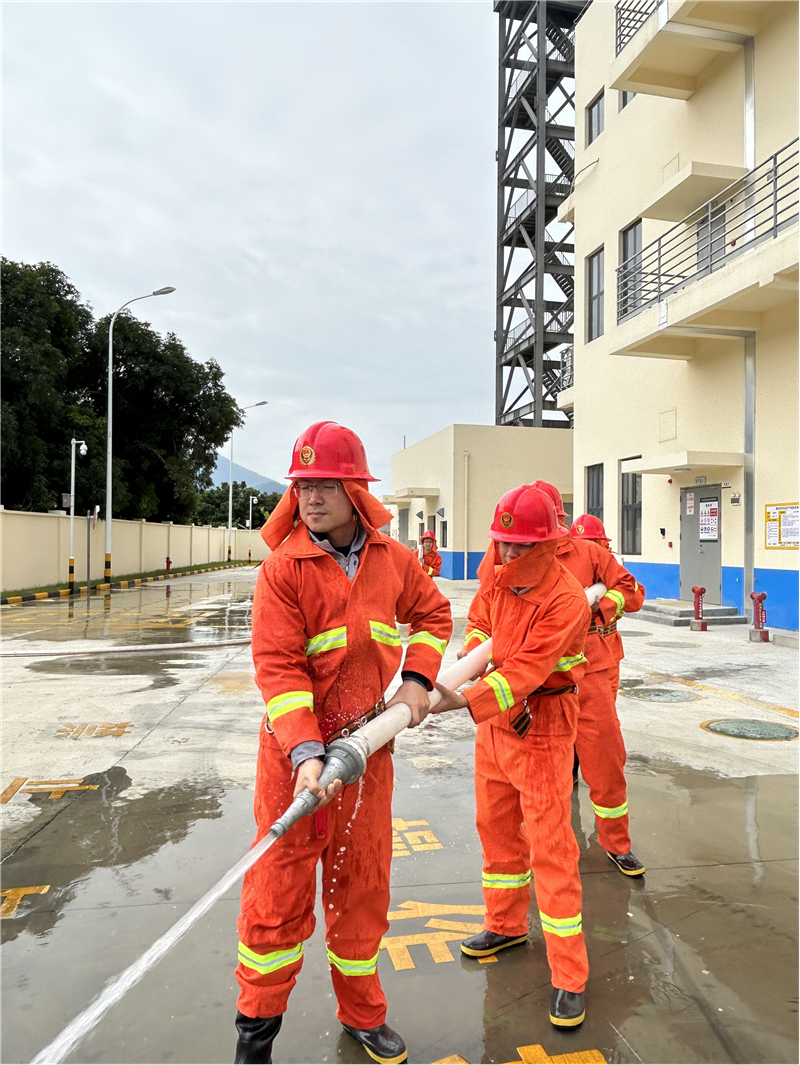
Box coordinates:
[418,531,442,577]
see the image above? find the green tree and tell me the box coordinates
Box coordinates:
[194,483,283,528]
[1,259,243,522]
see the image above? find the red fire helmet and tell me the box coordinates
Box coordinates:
[528,479,568,519]
[489,485,569,543]
[420,531,436,542]
[571,513,608,541]
[287,421,378,481]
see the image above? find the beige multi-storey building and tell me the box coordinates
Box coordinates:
[556,0,798,628]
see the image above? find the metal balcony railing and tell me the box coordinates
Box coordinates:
[617,140,799,323]
[502,307,574,353]
[615,0,659,55]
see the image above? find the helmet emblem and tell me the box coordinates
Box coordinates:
[576,524,585,534]
[299,445,315,467]
[500,511,514,529]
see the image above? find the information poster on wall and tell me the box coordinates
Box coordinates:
[699,498,719,541]
[686,492,695,516]
[765,503,799,549]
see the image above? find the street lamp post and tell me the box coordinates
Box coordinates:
[227,401,267,562]
[105,286,176,584]
[248,495,259,563]
[69,438,88,596]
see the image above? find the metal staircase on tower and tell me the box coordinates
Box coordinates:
[494,0,587,428]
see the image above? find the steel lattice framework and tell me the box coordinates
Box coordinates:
[494,0,587,428]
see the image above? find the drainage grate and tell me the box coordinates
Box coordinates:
[620,631,652,637]
[647,641,701,648]
[701,718,799,742]
[622,687,698,703]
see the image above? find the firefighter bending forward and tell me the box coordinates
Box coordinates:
[533,484,646,877]
[433,484,591,1028]
[419,531,442,577]
[235,421,452,1065]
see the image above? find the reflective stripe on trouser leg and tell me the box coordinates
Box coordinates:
[479,704,588,993]
[474,723,533,937]
[575,667,631,855]
[322,748,393,1030]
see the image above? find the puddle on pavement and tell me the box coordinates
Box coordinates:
[27,651,205,690]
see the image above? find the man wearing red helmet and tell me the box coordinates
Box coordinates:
[234,421,452,1065]
[531,484,646,878]
[433,484,592,1028]
[418,531,442,577]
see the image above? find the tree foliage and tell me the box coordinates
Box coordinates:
[194,482,284,528]
[1,259,243,522]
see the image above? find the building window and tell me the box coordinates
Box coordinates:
[418,522,425,540]
[620,90,636,109]
[587,91,604,145]
[587,248,604,341]
[621,473,642,555]
[440,521,448,548]
[620,220,642,317]
[586,464,604,521]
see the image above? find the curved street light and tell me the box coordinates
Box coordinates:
[105,287,176,583]
[228,401,268,561]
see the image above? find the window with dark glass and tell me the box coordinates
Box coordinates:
[620,90,636,108]
[586,464,604,521]
[620,220,643,317]
[587,248,604,340]
[440,521,448,548]
[418,522,425,540]
[587,91,604,145]
[621,473,642,555]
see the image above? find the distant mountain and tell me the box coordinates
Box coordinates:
[212,455,287,495]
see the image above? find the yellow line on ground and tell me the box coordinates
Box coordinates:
[651,672,799,719]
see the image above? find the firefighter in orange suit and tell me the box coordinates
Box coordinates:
[433,484,591,1028]
[531,484,646,877]
[419,531,442,577]
[235,421,452,1065]
[571,513,646,698]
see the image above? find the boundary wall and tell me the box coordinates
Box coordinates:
[1,509,269,592]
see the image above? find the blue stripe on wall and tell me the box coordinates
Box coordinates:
[622,561,680,600]
[754,567,799,631]
[439,551,484,580]
[722,567,744,614]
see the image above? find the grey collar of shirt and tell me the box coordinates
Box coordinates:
[309,522,367,579]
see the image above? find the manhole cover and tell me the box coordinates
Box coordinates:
[647,641,701,648]
[701,718,799,741]
[620,631,652,637]
[622,687,698,703]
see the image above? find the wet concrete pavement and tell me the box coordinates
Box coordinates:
[1,569,797,1064]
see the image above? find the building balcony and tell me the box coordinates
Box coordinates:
[610,0,769,100]
[614,141,798,348]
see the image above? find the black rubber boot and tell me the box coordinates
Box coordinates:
[460,929,527,957]
[550,988,585,1027]
[341,1022,408,1064]
[606,850,646,876]
[234,1011,282,1064]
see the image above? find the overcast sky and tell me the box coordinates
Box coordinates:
[4,1,497,487]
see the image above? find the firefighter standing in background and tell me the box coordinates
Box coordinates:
[235,421,452,1065]
[433,485,591,1028]
[418,531,442,577]
[531,484,646,877]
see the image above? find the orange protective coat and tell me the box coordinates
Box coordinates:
[462,542,591,993]
[236,485,452,1027]
[556,538,644,854]
[419,536,443,577]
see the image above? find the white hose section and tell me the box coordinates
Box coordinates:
[585,582,607,607]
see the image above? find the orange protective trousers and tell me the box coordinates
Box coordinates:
[575,667,630,854]
[236,738,393,1028]
[475,710,589,993]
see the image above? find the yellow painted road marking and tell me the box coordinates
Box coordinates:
[433,1047,606,1065]
[379,931,467,970]
[0,777,99,802]
[650,671,799,719]
[1,885,50,917]
[424,919,484,934]
[55,723,132,739]
[387,901,486,921]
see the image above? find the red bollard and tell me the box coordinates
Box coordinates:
[690,586,707,632]
[749,591,769,642]
[165,555,172,574]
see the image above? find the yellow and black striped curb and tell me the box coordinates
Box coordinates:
[1,564,254,606]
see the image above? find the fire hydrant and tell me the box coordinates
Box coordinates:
[690,586,707,632]
[165,556,172,575]
[749,591,769,642]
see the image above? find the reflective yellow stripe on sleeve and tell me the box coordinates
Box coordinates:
[238,941,304,974]
[592,800,628,819]
[539,911,582,938]
[465,628,490,645]
[554,653,587,672]
[326,947,380,976]
[305,626,347,657]
[604,588,626,618]
[482,869,531,890]
[266,690,314,725]
[407,630,447,656]
[485,671,514,712]
[369,620,402,647]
